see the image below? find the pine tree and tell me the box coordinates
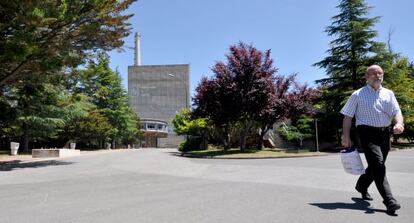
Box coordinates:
[76,53,141,148]
[314,0,383,141]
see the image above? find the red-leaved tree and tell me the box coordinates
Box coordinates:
[255,74,295,149]
[285,82,321,126]
[194,42,276,150]
[193,42,321,150]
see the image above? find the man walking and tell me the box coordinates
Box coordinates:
[340,65,404,215]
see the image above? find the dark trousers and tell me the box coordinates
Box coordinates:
[356,125,395,204]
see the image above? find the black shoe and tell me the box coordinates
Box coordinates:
[385,201,401,215]
[355,186,373,201]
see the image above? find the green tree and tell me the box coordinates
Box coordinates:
[77,110,113,148]
[10,78,65,151]
[76,53,141,148]
[172,108,208,136]
[381,55,414,141]
[278,116,314,148]
[0,0,136,88]
[172,108,209,151]
[59,92,95,146]
[0,88,19,148]
[314,0,384,142]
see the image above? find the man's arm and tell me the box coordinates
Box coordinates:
[341,116,353,147]
[393,113,404,135]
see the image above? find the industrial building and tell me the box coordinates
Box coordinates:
[128,33,189,147]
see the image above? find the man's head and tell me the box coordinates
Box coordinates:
[365,65,384,89]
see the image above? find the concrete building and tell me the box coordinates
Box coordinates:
[128,33,189,148]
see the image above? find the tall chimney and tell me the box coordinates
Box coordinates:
[135,32,141,66]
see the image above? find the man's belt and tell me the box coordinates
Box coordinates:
[357,125,390,131]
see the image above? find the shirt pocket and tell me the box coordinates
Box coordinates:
[379,97,393,115]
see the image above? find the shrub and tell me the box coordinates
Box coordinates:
[178,136,204,152]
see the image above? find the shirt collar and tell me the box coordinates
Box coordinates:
[366,84,382,92]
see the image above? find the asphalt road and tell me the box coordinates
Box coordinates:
[1,149,413,223]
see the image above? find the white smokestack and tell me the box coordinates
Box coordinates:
[135,32,141,66]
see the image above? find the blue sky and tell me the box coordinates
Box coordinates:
[108,0,413,96]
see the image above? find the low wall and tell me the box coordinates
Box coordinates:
[32,149,80,158]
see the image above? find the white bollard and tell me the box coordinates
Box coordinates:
[10,142,20,156]
[70,143,76,150]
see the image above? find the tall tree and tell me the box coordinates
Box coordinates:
[10,78,65,151]
[76,53,140,148]
[0,0,136,88]
[58,91,96,146]
[381,55,414,141]
[285,82,321,126]
[76,109,113,148]
[193,76,238,149]
[194,42,276,151]
[314,0,383,142]
[255,74,293,149]
[256,75,320,149]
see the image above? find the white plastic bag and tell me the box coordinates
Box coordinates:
[340,147,365,175]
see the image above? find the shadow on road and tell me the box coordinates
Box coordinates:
[310,197,396,216]
[0,160,74,171]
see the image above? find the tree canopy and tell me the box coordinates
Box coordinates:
[314,0,384,141]
[0,0,136,87]
[74,53,141,148]
[193,42,320,150]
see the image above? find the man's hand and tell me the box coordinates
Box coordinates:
[341,134,352,147]
[341,116,353,147]
[393,123,404,135]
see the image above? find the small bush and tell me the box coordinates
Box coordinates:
[178,136,204,152]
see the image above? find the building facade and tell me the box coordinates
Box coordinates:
[128,33,189,148]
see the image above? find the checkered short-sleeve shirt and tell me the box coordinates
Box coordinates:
[340,85,402,127]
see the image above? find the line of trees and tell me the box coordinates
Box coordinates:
[0,53,142,151]
[0,0,141,151]
[2,0,413,152]
[173,43,320,151]
[173,0,414,152]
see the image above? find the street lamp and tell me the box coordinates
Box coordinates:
[315,119,319,153]
[167,73,189,109]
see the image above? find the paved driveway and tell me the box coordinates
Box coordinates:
[1,149,413,223]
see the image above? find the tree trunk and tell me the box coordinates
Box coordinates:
[240,121,253,151]
[99,139,102,149]
[201,131,208,150]
[258,132,266,150]
[23,122,30,152]
[223,133,230,150]
[240,130,247,151]
[258,126,271,150]
[219,126,231,151]
[112,138,116,149]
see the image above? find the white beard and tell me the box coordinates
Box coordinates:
[367,77,383,86]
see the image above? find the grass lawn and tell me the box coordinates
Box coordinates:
[0,150,32,155]
[181,148,325,159]
[0,150,9,156]
[392,142,414,149]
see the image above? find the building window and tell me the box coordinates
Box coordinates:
[147,124,155,130]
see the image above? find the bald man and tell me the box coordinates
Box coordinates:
[340,65,404,215]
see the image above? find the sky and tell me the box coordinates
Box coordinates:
[108,0,414,97]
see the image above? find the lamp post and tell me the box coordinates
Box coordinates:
[315,119,319,153]
[167,73,189,108]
